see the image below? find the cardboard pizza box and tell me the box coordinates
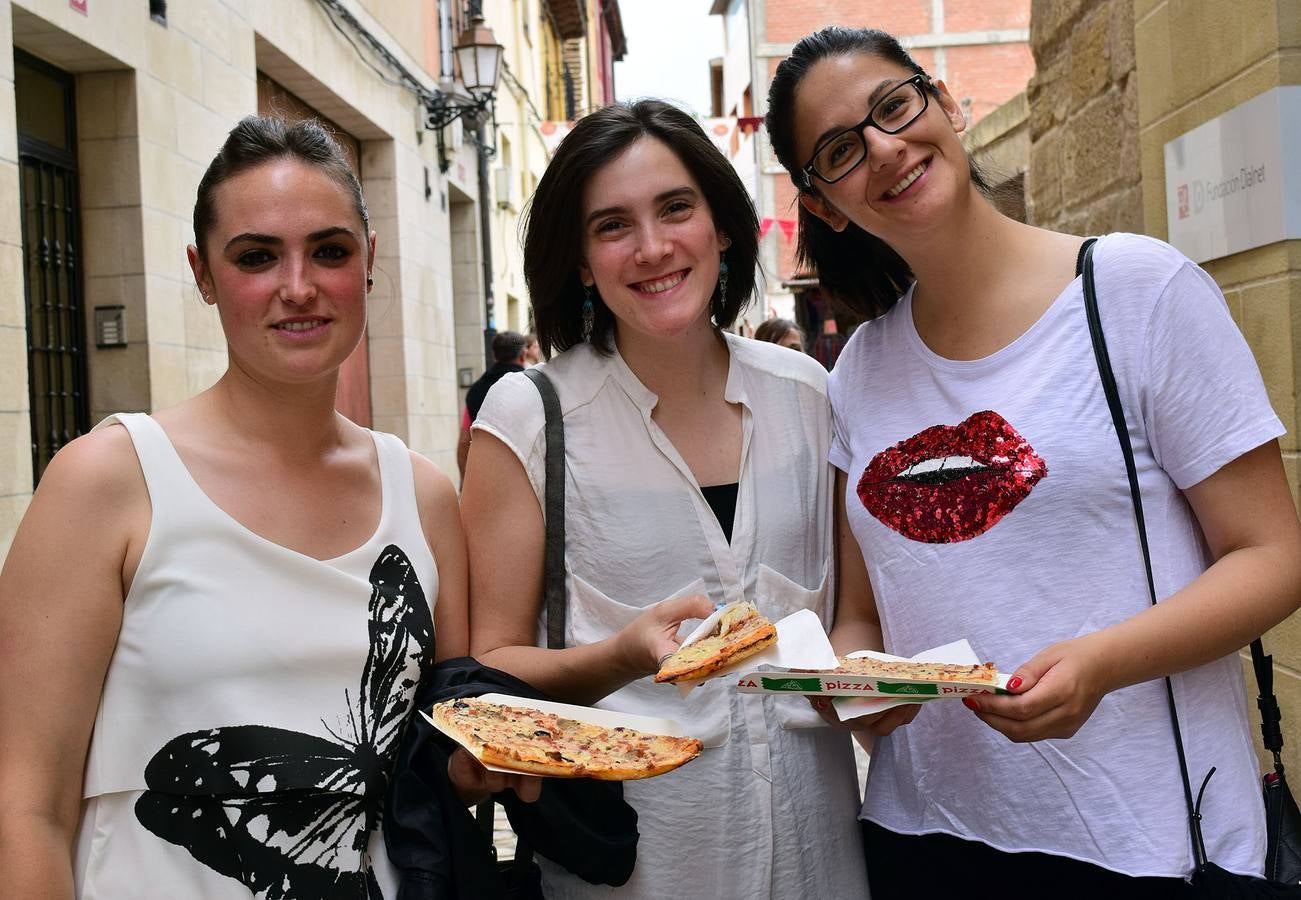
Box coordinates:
[733,639,1012,714]
[422,692,694,777]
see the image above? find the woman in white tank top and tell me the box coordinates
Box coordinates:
[0,117,535,899]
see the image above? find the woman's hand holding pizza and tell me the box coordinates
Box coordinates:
[615,594,716,676]
[808,697,924,736]
[962,634,1114,742]
[447,746,543,806]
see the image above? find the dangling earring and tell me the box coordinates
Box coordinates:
[582,284,595,340]
[715,256,730,319]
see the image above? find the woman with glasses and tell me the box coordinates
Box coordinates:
[461,99,869,899]
[764,26,1301,897]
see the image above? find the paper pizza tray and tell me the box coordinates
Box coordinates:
[421,692,694,777]
[733,644,1012,698]
[733,670,1011,698]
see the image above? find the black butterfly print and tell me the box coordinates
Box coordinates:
[134,544,434,899]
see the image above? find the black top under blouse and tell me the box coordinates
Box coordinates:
[700,482,739,544]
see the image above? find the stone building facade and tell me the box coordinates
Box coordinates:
[0,0,619,556]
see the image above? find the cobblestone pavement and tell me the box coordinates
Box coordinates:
[491,741,873,860]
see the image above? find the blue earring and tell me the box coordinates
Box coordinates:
[717,256,730,310]
[582,284,594,339]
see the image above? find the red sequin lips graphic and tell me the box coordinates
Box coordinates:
[857,410,1047,543]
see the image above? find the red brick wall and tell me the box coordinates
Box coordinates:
[945,42,1036,122]
[766,0,932,44]
[945,1,1030,33]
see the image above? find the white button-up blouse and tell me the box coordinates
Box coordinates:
[473,333,869,900]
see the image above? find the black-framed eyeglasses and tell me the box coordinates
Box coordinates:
[801,74,931,188]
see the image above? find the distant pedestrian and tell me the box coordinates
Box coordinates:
[457,331,529,478]
[523,333,543,366]
[753,316,806,351]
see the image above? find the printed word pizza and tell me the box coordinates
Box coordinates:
[431,698,702,780]
[654,601,777,684]
[834,657,998,683]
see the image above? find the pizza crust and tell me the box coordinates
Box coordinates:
[431,698,703,780]
[654,603,778,683]
[834,656,998,683]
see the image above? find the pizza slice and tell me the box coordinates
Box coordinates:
[653,601,777,684]
[834,656,998,683]
[430,698,702,780]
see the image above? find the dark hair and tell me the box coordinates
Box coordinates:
[766,27,993,320]
[492,330,529,363]
[193,116,367,258]
[754,317,803,346]
[522,100,760,356]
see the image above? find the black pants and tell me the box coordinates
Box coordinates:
[862,820,1194,898]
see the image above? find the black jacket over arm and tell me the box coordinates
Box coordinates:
[385,657,639,899]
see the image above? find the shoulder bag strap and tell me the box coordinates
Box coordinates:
[1078,237,1210,870]
[523,367,567,651]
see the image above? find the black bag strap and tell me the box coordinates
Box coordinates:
[523,367,568,651]
[475,369,569,873]
[1078,237,1210,869]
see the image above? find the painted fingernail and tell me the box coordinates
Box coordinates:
[1007,676,1023,691]
[963,697,980,712]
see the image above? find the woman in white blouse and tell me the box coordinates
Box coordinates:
[461,100,869,899]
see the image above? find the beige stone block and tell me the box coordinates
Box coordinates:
[82,207,146,279]
[1134,1,1173,122]
[1064,91,1126,207]
[0,77,17,165]
[362,142,398,180]
[137,78,178,151]
[0,3,13,84]
[147,25,203,103]
[144,274,187,346]
[0,162,19,249]
[78,138,142,209]
[1029,0,1089,52]
[139,209,189,281]
[0,322,28,407]
[173,91,229,169]
[170,0,232,61]
[146,341,190,411]
[87,342,151,419]
[1166,0,1282,112]
[1133,0,1165,21]
[1239,278,1297,441]
[0,242,23,328]
[0,492,35,561]
[74,72,137,142]
[1204,243,1301,287]
[200,50,255,124]
[1067,6,1112,114]
[1110,0,1137,81]
[1137,131,1167,240]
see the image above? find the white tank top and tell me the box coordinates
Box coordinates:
[73,413,438,899]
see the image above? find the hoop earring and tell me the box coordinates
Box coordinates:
[582,284,595,340]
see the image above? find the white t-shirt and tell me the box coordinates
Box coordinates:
[474,334,869,900]
[829,233,1283,879]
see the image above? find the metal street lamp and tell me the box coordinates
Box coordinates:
[425,14,503,157]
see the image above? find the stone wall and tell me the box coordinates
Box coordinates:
[1025,0,1141,233]
[1133,0,1301,777]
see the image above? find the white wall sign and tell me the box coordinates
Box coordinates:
[1164,86,1301,263]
